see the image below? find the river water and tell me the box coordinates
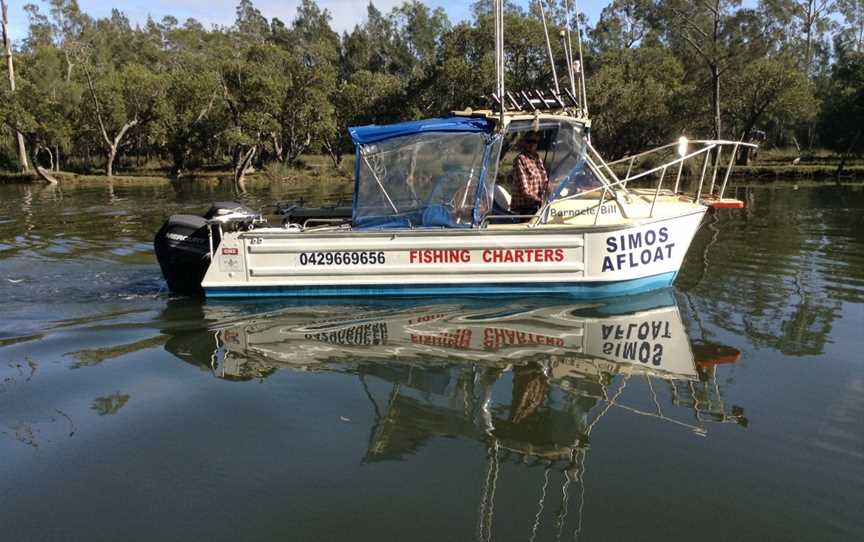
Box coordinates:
[0,181,862,541]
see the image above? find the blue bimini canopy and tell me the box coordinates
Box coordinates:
[349,117,494,145]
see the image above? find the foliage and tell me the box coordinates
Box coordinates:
[588,47,687,157]
[2,0,863,177]
[818,52,864,155]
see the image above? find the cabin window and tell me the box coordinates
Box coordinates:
[354,132,487,228]
[496,119,603,211]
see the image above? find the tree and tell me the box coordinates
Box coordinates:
[761,1,837,75]
[725,58,817,162]
[656,0,757,139]
[80,56,166,176]
[591,0,653,52]
[588,47,687,157]
[837,0,864,53]
[235,0,269,40]
[2,0,31,172]
[818,52,864,176]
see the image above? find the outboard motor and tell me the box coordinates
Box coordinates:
[154,202,257,296]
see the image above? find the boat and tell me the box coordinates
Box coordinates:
[154,1,755,299]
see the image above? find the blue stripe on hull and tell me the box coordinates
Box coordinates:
[205,271,678,299]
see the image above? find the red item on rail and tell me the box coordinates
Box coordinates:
[704,197,745,209]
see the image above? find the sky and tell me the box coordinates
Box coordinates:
[4,0,610,43]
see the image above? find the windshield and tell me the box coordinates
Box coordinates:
[496,119,604,213]
[354,132,488,228]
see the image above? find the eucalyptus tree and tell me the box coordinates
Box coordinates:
[760,1,837,76]
[652,0,770,139]
[588,47,687,157]
[281,0,339,165]
[423,21,495,113]
[2,0,31,172]
[591,0,654,51]
[78,53,167,176]
[14,41,81,172]
[160,27,225,174]
[724,58,817,161]
[818,52,864,176]
[836,0,864,52]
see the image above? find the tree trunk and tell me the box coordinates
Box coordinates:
[322,135,342,170]
[711,65,722,140]
[1,0,30,173]
[270,132,284,162]
[106,146,117,177]
[835,131,861,183]
[31,146,58,184]
[43,145,54,171]
[738,146,752,166]
[234,145,256,185]
[103,120,138,177]
[804,1,814,75]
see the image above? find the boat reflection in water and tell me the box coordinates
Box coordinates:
[164,290,745,539]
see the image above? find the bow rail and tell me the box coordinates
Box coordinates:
[528,139,758,225]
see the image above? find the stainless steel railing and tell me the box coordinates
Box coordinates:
[533,139,758,223]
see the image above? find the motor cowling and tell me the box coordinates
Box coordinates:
[154,214,213,296]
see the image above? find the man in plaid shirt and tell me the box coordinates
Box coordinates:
[509,132,549,215]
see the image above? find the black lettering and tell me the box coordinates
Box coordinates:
[652,344,663,365]
[639,342,652,364]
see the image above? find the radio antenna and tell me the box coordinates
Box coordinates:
[537,1,559,94]
[563,0,578,100]
[571,0,589,116]
[494,0,505,126]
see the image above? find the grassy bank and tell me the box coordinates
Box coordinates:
[1,149,861,186]
[0,154,356,186]
[737,148,864,180]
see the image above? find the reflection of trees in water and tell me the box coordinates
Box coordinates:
[357,356,745,541]
[679,186,864,356]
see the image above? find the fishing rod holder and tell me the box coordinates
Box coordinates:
[489,88,583,114]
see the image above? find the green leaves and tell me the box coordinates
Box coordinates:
[3,0,862,176]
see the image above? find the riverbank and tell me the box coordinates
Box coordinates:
[1,150,861,186]
[0,155,355,187]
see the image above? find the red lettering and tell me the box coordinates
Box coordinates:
[482,250,492,263]
[555,249,565,262]
[514,250,524,263]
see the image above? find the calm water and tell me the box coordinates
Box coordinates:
[0,181,862,541]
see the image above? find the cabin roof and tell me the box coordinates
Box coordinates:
[348,116,494,145]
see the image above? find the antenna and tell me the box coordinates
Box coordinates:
[494,0,505,127]
[563,0,578,99]
[536,1,559,94]
[572,0,589,116]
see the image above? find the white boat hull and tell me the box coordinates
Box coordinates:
[202,208,707,298]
